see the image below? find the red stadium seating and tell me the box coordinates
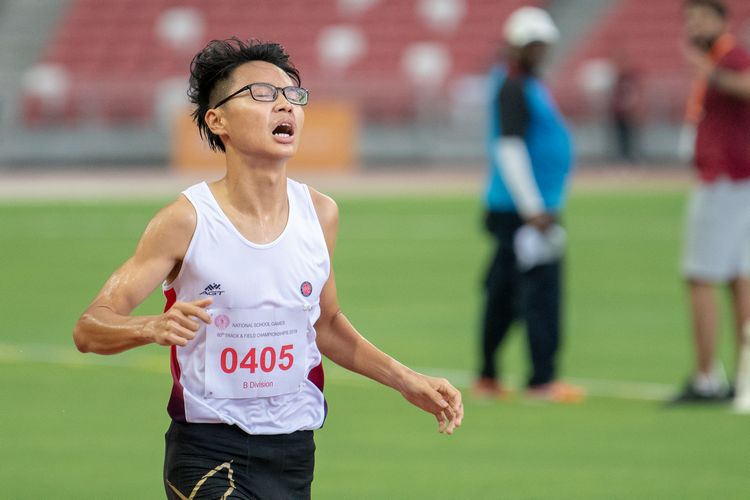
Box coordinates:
[24,0,541,126]
[552,0,750,122]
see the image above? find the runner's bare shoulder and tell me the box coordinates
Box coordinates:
[308,187,339,230]
[136,194,198,262]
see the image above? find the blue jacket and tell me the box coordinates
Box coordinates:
[484,65,574,213]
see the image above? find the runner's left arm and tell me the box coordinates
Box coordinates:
[309,189,463,434]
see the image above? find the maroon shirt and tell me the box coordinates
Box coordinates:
[695,45,750,182]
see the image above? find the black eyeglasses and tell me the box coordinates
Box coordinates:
[212,82,309,108]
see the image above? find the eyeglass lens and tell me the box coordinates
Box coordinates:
[250,83,307,105]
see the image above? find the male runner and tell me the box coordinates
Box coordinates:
[74,38,463,499]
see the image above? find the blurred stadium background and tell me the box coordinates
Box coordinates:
[3,1,750,499]
[1,0,748,168]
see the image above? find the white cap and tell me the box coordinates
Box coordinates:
[503,7,559,47]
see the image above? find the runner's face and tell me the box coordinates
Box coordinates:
[684,5,726,50]
[214,61,305,161]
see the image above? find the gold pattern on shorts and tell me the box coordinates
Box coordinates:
[167,461,236,499]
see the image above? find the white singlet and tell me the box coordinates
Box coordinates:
[163,179,330,435]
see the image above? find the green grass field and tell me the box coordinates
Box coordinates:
[2,186,748,499]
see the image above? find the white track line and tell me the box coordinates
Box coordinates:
[0,167,691,201]
[0,342,674,401]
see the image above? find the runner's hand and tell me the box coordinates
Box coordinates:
[398,372,464,435]
[145,298,213,347]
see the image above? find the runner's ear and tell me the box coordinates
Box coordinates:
[205,108,225,137]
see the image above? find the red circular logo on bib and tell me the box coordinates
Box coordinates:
[300,281,313,297]
[214,314,230,330]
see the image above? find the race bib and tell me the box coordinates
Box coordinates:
[204,307,309,399]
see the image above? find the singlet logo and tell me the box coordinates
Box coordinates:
[300,281,313,297]
[200,283,225,296]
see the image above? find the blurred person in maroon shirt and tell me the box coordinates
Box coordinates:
[671,0,750,404]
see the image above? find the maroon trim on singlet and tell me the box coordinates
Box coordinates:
[307,362,324,392]
[163,288,187,422]
[308,361,327,423]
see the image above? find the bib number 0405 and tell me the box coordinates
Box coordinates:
[220,344,294,374]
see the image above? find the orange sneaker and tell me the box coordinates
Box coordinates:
[526,381,585,403]
[472,377,511,400]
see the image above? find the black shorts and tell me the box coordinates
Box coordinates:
[164,421,315,500]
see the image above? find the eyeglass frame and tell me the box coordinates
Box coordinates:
[211,82,309,109]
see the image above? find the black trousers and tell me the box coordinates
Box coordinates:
[479,211,563,387]
[164,421,315,500]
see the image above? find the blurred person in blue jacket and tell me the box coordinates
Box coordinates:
[474,7,583,403]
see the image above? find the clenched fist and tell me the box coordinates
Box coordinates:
[145,298,213,347]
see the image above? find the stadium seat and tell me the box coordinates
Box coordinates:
[25,0,545,127]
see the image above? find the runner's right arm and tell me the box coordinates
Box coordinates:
[73,196,212,355]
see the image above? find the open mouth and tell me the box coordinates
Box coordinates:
[272,122,294,138]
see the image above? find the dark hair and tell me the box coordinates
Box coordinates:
[684,0,727,18]
[187,38,301,152]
